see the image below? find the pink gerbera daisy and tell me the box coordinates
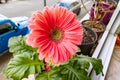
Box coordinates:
[26,6,83,64]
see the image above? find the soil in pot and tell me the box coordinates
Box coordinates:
[82,20,105,39]
[78,27,97,56]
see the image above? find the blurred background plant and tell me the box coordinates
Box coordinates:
[89,0,117,25]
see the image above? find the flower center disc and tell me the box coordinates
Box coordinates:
[51,29,62,41]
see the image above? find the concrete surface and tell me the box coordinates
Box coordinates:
[0,0,58,17]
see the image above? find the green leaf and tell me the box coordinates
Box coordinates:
[4,53,45,80]
[36,67,63,80]
[36,55,103,80]
[8,35,37,55]
[61,65,91,80]
[36,62,90,80]
[73,55,103,75]
[76,47,81,53]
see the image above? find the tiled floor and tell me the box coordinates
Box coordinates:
[0,45,120,80]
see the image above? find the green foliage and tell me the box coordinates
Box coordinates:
[8,35,37,56]
[73,55,103,75]
[36,67,63,80]
[61,65,90,80]
[4,53,45,80]
[4,36,103,80]
[4,36,45,80]
[36,55,103,80]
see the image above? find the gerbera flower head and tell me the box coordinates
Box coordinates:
[26,6,83,64]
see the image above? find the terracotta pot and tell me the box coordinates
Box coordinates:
[82,20,105,38]
[78,27,97,56]
[90,1,117,25]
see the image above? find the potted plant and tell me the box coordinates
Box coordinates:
[4,6,103,80]
[81,0,117,38]
[78,27,98,56]
[89,0,117,25]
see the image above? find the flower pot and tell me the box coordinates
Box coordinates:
[78,27,97,56]
[82,20,105,39]
[90,1,117,25]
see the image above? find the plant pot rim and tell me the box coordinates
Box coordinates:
[81,26,98,45]
[82,20,105,33]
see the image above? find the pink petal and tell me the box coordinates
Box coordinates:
[39,40,52,54]
[58,44,68,62]
[62,41,77,56]
[38,50,48,60]
[59,12,76,29]
[52,46,59,64]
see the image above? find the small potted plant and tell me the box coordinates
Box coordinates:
[78,26,98,56]
[4,6,103,80]
[90,0,117,25]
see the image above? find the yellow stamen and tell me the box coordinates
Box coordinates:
[51,28,62,41]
